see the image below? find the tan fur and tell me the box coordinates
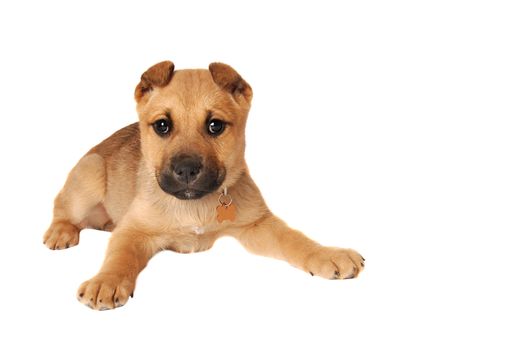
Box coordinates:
[44,61,364,310]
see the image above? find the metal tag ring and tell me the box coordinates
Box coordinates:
[218,193,233,207]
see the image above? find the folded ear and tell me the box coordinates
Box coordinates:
[134,61,175,102]
[209,63,252,104]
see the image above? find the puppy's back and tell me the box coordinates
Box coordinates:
[88,122,142,222]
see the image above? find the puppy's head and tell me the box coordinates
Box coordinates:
[135,61,252,200]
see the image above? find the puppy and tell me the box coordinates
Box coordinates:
[43,61,364,310]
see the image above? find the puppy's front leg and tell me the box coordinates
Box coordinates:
[234,215,365,279]
[77,226,159,310]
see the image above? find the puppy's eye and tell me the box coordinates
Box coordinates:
[153,118,172,136]
[207,119,225,136]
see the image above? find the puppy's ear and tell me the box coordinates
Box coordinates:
[209,63,252,104]
[135,61,175,102]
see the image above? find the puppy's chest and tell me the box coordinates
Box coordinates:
[179,223,211,235]
[160,198,232,235]
[170,210,220,235]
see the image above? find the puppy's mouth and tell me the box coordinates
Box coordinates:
[157,173,222,200]
[172,188,210,200]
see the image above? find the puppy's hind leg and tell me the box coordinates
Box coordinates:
[44,153,107,250]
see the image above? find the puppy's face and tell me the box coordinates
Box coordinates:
[135,61,252,200]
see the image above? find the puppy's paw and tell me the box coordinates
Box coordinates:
[43,221,80,250]
[304,247,365,280]
[77,273,135,311]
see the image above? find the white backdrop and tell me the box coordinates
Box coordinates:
[1,1,522,349]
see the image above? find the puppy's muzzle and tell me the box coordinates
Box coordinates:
[158,153,225,200]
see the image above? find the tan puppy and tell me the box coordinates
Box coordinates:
[43,61,365,310]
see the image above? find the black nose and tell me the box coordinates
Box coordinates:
[172,154,202,184]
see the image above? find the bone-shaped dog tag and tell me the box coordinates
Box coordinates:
[216,203,236,223]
